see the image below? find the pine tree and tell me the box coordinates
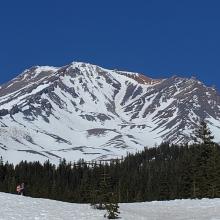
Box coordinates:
[0,156,3,166]
[90,160,120,220]
[195,120,214,145]
[194,121,216,198]
[0,156,4,191]
[95,165,111,209]
[105,193,120,219]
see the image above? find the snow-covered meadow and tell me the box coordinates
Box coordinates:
[1,192,220,220]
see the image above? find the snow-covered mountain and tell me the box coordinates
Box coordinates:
[1,192,220,220]
[0,62,220,164]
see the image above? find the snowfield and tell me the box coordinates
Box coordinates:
[1,193,220,220]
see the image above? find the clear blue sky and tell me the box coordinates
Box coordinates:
[0,0,220,90]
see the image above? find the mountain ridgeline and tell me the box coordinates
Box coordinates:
[0,62,220,163]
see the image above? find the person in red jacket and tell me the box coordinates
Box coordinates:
[16,184,21,195]
[16,183,25,195]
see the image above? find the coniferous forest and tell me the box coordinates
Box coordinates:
[0,121,220,203]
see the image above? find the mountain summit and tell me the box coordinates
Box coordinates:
[0,62,220,164]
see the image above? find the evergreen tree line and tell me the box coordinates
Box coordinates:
[0,142,220,202]
[0,121,219,202]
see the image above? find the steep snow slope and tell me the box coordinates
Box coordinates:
[1,192,220,220]
[0,62,220,164]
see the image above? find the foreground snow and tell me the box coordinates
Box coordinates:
[1,193,220,220]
